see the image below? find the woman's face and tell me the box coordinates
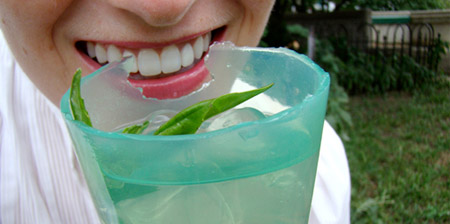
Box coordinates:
[0,0,275,104]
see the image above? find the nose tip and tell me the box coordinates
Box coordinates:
[109,0,195,26]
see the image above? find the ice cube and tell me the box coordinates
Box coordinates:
[113,109,177,134]
[198,107,266,133]
[142,109,178,134]
[115,185,237,224]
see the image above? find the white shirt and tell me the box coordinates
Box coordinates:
[0,30,350,224]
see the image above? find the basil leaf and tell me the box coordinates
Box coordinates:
[153,100,213,135]
[69,67,272,136]
[69,69,93,127]
[204,83,274,120]
[122,121,150,134]
[154,83,273,135]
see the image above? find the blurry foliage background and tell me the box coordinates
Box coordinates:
[261,0,450,140]
[275,0,450,13]
[260,1,450,223]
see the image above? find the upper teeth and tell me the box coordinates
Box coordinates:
[86,32,211,76]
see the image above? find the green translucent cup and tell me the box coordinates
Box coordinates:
[60,44,330,224]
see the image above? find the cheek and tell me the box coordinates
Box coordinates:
[0,0,75,104]
[0,0,73,54]
[0,1,73,30]
[230,0,275,46]
[240,0,275,13]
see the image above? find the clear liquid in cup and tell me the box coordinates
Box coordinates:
[61,43,330,224]
[107,148,318,224]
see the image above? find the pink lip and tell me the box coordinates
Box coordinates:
[128,59,211,99]
[78,27,226,100]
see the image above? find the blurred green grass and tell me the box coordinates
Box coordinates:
[345,83,450,223]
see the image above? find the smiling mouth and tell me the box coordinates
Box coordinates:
[75,27,225,99]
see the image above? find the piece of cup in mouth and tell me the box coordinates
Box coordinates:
[75,27,226,99]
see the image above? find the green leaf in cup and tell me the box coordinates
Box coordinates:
[69,69,93,127]
[122,121,150,134]
[69,69,273,135]
[153,83,273,135]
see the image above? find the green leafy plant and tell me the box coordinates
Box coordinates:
[69,69,92,127]
[262,23,354,140]
[122,121,150,134]
[314,38,353,140]
[430,36,450,71]
[69,69,272,135]
[154,83,273,135]
[325,36,446,95]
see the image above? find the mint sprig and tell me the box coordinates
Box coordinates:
[69,69,273,135]
[122,121,150,134]
[153,83,273,135]
[69,69,92,127]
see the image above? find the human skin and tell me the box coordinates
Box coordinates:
[0,0,275,104]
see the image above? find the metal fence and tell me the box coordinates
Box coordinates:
[309,21,442,71]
